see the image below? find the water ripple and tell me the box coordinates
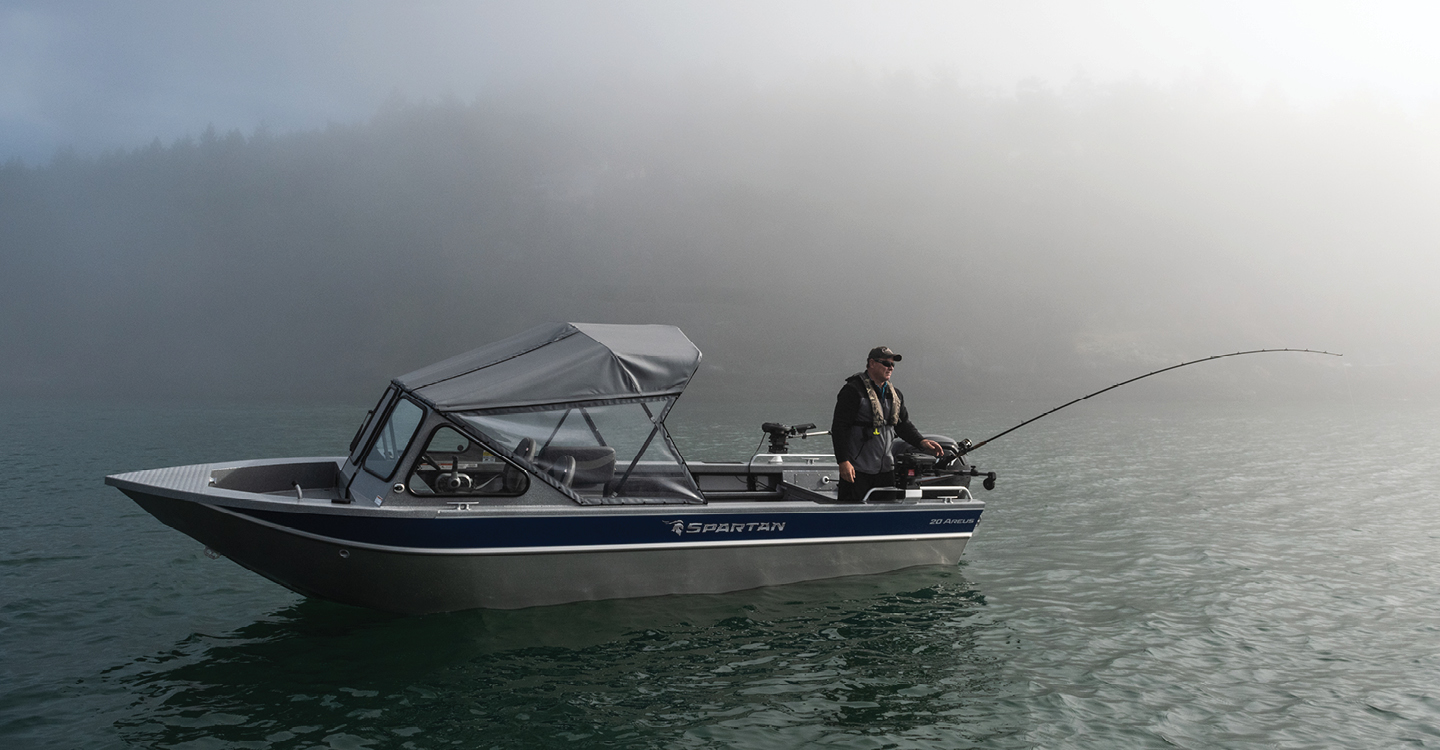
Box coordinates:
[3,399,1440,747]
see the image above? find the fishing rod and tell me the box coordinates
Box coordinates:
[959,348,1342,455]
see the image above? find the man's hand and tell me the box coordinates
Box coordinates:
[839,460,856,483]
[920,439,943,456]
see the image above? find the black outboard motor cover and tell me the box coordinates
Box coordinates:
[891,435,971,488]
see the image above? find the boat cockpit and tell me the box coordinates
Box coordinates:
[340,385,704,508]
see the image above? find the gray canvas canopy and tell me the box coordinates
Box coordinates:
[396,322,703,412]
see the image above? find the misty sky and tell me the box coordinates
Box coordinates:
[3,1,1440,407]
[4,1,1440,164]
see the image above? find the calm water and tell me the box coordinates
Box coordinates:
[2,396,1438,748]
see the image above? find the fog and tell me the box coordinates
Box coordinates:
[2,2,1438,407]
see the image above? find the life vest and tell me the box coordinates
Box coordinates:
[849,373,900,437]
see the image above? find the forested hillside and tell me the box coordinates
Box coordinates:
[3,77,1435,402]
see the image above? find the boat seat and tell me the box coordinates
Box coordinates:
[548,455,577,487]
[502,438,538,493]
[514,437,538,462]
[537,445,616,489]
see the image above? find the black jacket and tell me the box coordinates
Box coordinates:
[830,373,927,465]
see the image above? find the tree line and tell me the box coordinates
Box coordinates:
[2,75,1434,403]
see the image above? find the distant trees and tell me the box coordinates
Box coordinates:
[2,77,1435,402]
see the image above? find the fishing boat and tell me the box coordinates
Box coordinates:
[107,322,992,613]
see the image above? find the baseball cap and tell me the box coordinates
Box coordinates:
[867,346,901,362]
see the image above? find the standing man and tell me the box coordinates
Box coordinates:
[830,346,943,502]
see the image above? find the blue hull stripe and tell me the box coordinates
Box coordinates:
[228,507,982,551]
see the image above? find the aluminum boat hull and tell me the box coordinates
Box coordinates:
[123,490,973,613]
[111,458,981,613]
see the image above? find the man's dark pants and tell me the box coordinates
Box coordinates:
[837,470,896,503]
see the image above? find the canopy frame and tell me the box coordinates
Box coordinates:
[395,323,705,506]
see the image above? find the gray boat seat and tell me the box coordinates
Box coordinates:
[514,437,538,462]
[501,437,539,493]
[548,455,577,487]
[537,445,616,489]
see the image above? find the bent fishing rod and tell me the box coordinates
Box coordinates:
[958,348,1342,455]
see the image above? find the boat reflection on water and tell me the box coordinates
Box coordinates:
[107,322,993,613]
[110,567,1003,749]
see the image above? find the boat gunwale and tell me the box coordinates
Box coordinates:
[108,458,983,519]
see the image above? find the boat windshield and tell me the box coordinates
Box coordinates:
[455,399,701,503]
[362,397,425,480]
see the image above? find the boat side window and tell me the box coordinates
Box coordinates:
[362,397,426,481]
[456,400,701,501]
[407,426,529,497]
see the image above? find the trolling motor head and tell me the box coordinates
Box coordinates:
[760,422,818,454]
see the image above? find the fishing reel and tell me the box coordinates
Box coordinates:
[760,422,824,454]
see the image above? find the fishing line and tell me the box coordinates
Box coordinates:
[961,348,1343,454]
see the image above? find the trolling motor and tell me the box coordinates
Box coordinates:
[760,422,825,454]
